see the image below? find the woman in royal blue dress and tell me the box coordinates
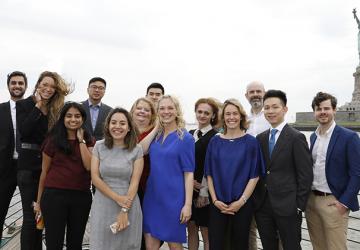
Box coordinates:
[205,98,265,250]
[140,95,195,250]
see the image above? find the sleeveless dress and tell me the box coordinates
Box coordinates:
[90,140,143,250]
[142,130,195,243]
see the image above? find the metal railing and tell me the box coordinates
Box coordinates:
[2,192,360,249]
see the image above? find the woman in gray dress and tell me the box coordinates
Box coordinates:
[90,107,144,250]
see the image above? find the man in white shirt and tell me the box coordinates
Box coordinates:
[306,92,360,250]
[0,71,27,243]
[245,81,270,137]
[245,81,270,250]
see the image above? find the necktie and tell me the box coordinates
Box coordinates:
[90,105,99,131]
[269,129,278,157]
[197,130,203,139]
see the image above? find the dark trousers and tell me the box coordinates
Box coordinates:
[255,195,302,250]
[0,159,17,242]
[41,188,92,250]
[208,200,253,250]
[17,170,43,250]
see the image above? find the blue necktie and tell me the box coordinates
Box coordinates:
[269,129,278,157]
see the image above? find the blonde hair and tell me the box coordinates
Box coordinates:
[130,97,157,127]
[33,71,71,130]
[157,95,185,139]
[222,98,249,134]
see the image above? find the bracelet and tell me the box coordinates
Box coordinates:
[241,195,247,204]
[121,207,129,213]
[213,199,218,205]
[79,139,86,144]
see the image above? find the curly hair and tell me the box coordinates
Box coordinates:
[32,71,71,130]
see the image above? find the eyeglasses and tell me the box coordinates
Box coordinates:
[89,85,105,91]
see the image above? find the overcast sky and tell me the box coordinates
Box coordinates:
[1,0,359,123]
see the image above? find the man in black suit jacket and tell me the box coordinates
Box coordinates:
[253,90,313,250]
[81,77,112,141]
[0,71,27,242]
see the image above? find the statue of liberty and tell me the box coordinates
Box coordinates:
[354,8,360,66]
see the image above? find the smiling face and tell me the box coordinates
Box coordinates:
[263,97,288,127]
[37,76,56,100]
[245,82,265,110]
[64,107,83,131]
[87,81,106,103]
[223,104,241,131]
[314,99,336,127]
[109,112,130,142]
[195,103,213,129]
[158,98,177,126]
[132,100,152,126]
[8,75,27,99]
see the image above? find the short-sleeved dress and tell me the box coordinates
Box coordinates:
[142,130,195,243]
[90,140,143,250]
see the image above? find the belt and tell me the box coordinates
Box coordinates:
[21,143,40,150]
[312,190,332,196]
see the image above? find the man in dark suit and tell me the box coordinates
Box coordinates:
[254,90,313,250]
[0,71,27,243]
[81,77,112,141]
[306,92,360,250]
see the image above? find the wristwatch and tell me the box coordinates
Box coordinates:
[121,207,129,213]
[79,139,86,144]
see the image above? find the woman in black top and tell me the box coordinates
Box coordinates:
[16,71,70,250]
[187,98,219,250]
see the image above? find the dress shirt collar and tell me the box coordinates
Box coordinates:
[249,110,264,118]
[198,124,213,135]
[315,121,336,138]
[88,99,101,108]
[10,99,16,109]
[270,120,287,133]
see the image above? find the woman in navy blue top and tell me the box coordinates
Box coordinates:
[205,98,265,250]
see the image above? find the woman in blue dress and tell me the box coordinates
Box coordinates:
[140,95,195,250]
[205,98,265,250]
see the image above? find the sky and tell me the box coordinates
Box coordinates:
[1,0,360,123]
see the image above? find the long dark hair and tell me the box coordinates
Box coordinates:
[48,102,91,155]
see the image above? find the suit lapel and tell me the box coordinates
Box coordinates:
[269,124,290,167]
[260,130,271,168]
[326,125,340,166]
[82,101,93,133]
[310,133,317,152]
[95,104,106,133]
[5,101,14,132]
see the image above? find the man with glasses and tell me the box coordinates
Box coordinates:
[82,77,112,141]
[0,71,27,244]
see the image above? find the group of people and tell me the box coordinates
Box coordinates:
[0,71,359,250]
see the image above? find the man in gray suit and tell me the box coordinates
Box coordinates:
[82,77,112,141]
[254,90,313,250]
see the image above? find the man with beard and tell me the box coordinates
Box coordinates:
[306,92,360,250]
[245,81,270,250]
[246,81,270,137]
[81,77,112,141]
[0,71,28,243]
